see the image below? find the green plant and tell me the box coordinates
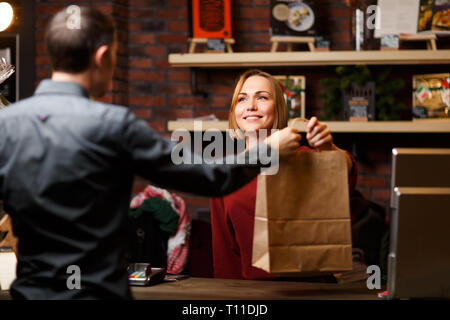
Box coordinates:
[319,65,406,120]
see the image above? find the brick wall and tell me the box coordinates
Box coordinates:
[34,0,448,218]
[35,0,129,105]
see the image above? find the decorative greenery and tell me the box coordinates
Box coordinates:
[319,65,406,121]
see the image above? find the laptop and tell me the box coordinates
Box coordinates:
[387,148,450,300]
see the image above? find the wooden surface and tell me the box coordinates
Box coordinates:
[399,34,437,51]
[131,277,380,300]
[0,277,382,300]
[0,214,17,254]
[0,290,11,300]
[399,34,437,40]
[270,36,315,52]
[168,50,450,68]
[288,119,450,133]
[188,38,235,53]
[167,120,450,133]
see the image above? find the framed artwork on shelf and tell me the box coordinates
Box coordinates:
[274,75,306,120]
[0,34,19,104]
[270,0,317,37]
[191,0,232,39]
[413,73,450,119]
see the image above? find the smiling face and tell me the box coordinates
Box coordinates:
[234,75,276,132]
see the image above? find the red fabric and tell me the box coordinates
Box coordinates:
[210,147,358,280]
[130,185,191,275]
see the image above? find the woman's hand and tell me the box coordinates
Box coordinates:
[306,116,354,172]
[305,116,334,151]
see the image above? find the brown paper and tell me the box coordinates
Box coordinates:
[252,150,352,276]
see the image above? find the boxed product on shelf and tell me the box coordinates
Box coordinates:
[274,75,306,119]
[412,73,450,119]
[270,0,317,37]
[342,82,376,122]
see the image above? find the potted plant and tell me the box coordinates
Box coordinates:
[319,65,406,121]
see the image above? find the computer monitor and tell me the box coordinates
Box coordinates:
[388,187,450,299]
[390,148,450,208]
[387,148,450,299]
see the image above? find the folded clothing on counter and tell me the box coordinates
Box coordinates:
[129,185,191,275]
[129,197,179,235]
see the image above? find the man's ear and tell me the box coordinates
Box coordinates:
[93,45,110,69]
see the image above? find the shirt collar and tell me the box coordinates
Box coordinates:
[34,79,90,98]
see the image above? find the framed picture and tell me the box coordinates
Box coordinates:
[274,75,306,120]
[191,0,232,39]
[0,34,19,103]
[413,73,450,119]
[270,0,317,37]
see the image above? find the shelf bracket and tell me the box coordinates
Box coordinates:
[190,68,209,98]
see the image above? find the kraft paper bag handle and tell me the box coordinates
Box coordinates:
[288,117,309,129]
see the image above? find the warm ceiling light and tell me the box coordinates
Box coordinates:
[0,2,14,32]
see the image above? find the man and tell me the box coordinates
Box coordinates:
[0,6,301,299]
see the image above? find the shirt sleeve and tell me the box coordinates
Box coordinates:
[120,110,271,197]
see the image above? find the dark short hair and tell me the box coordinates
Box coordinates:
[45,6,116,73]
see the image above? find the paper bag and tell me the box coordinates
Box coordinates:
[252,150,352,276]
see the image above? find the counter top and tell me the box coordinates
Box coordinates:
[131,277,381,300]
[0,277,383,300]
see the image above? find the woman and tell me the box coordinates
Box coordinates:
[210,69,358,280]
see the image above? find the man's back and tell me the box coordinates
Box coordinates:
[0,80,135,299]
[0,80,272,299]
[1,5,300,300]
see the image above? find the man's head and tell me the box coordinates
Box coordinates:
[45,6,117,97]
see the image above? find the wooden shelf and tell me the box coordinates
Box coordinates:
[168,120,450,133]
[168,50,450,68]
[168,121,229,131]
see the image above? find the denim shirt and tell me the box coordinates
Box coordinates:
[0,80,265,299]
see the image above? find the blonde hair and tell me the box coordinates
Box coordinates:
[228,69,287,138]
